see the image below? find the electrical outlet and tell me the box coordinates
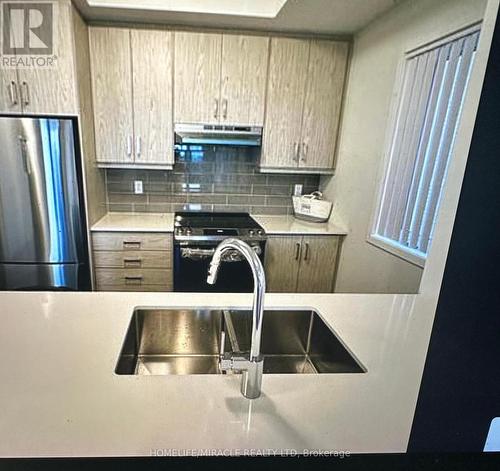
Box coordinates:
[134,180,143,194]
[293,184,303,196]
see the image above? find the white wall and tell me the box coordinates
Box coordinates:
[323,0,488,293]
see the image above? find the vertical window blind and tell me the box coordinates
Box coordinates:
[373,29,480,262]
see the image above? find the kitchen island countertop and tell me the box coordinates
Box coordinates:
[0,290,426,457]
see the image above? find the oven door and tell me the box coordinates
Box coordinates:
[174,243,265,293]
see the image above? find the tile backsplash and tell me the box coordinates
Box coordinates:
[105,145,320,215]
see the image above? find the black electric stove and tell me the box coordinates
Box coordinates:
[174,212,266,243]
[173,212,267,293]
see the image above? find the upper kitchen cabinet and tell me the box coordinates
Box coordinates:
[300,40,349,170]
[89,28,133,165]
[261,38,349,173]
[0,0,77,115]
[89,27,174,168]
[131,30,174,166]
[220,35,269,126]
[174,32,269,126]
[174,32,222,125]
[261,38,309,169]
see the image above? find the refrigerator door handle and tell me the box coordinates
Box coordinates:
[17,135,31,175]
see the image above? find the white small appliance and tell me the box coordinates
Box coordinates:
[292,191,333,223]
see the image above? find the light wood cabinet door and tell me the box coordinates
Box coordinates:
[220,34,269,126]
[264,235,301,292]
[17,0,77,115]
[131,29,174,166]
[297,236,339,293]
[89,27,133,163]
[174,32,222,124]
[261,38,309,168]
[300,41,349,170]
[0,69,21,114]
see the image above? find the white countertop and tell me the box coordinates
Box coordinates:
[253,215,347,235]
[91,212,347,236]
[91,212,174,232]
[0,291,424,457]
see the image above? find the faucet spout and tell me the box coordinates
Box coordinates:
[207,255,221,285]
[206,238,266,399]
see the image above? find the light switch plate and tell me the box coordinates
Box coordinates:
[294,184,303,196]
[134,180,143,194]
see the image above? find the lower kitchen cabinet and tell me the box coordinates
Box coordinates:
[264,235,341,293]
[92,231,173,291]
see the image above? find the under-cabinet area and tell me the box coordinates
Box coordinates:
[0,0,489,296]
[90,216,344,293]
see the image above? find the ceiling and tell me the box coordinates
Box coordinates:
[85,0,289,19]
[73,0,403,36]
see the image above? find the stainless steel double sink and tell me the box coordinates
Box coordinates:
[115,308,365,375]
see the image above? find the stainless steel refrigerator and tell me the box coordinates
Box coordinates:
[0,116,90,290]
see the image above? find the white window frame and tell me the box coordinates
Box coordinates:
[367,23,481,269]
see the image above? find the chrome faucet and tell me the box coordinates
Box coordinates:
[207,238,265,399]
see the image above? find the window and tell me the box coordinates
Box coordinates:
[370,27,481,267]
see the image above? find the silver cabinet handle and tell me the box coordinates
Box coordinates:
[21,81,29,106]
[303,242,310,261]
[126,135,133,158]
[301,142,308,163]
[123,240,141,249]
[8,81,18,105]
[294,242,301,260]
[124,275,143,285]
[222,98,228,119]
[123,258,142,268]
[213,98,219,119]
[135,136,141,159]
[293,142,299,162]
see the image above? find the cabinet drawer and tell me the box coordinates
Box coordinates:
[93,250,172,269]
[92,232,172,251]
[97,284,172,292]
[95,268,172,288]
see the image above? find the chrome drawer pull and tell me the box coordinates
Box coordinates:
[123,241,141,249]
[124,258,142,268]
[124,275,143,285]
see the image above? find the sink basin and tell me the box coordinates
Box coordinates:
[115,308,365,375]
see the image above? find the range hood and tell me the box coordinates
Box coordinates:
[174,123,262,146]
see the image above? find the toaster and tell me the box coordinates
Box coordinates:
[292,191,333,223]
